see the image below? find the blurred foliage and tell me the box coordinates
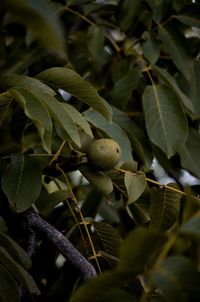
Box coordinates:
[0,0,200,301]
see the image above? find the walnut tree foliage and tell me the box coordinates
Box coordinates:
[0,0,200,301]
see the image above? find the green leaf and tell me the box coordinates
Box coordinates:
[61,103,93,138]
[149,184,181,232]
[173,0,192,12]
[0,217,8,233]
[118,227,165,272]
[175,14,200,29]
[79,165,113,198]
[0,246,40,295]
[108,169,128,199]
[36,67,112,121]
[0,74,55,96]
[189,60,200,118]
[92,221,121,258]
[124,171,146,204]
[70,270,138,302]
[180,217,200,239]
[1,154,42,212]
[153,256,200,302]
[158,25,192,79]
[67,0,89,5]
[85,110,133,162]
[0,92,12,126]
[153,65,195,115]
[87,25,106,67]
[142,32,160,64]
[1,0,65,53]
[147,0,170,23]
[143,84,188,158]
[110,68,140,109]
[179,128,200,179]
[0,232,31,269]
[112,106,153,169]
[10,88,53,153]
[36,190,69,216]
[36,92,81,147]
[127,202,150,225]
[0,264,20,302]
[119,0,141,31]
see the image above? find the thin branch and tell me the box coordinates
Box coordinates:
[49,140,67,167]
[56,165,102,273]
[115,168,200,202]
[64,5,120,53]
[23,208,97,280]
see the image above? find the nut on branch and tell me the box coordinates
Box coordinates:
[86,138,121,171]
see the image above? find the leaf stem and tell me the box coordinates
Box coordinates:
[56,165,102,273]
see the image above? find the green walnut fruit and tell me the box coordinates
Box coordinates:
[87,138,121,171]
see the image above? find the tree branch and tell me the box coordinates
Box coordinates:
[23,208,97,280]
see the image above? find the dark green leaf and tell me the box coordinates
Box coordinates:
[150,184,181,232]
[10,88,53,153]
[1,0,65,53]
[0,246,40,295]
[179,128,200,179]
[124,171,146,204]
[118,227,165,272]
[37,67,112,121]
[153,66,195,115]
[180,217,200,239]
[112,106,153,169]
[36,190,69,216]
[0,232,31,269]
[79,165,113,198]
[0,74,55,96]
[0,264,20,302]
[110,68,140,109]
[189,60,200,118]
[147,0,170,23]
[92,221,121,258]
[143,84,188,158]
[158,25,192,79]
[0,92,12,126]
[173,0,192,12]
[154,256,200,302]
[1,154,42,212]
[142,32,160,64]
[36,92,81,147]
[61,103,93,138]
[109,169,127,198]
[119,0,141,31]
[87,25,106,67]
[67,0,89,4]
[127,202,150,225]
[81,188,102,218]
[70,270,138,302]
[0,217,8,233]
[175,14,200,29]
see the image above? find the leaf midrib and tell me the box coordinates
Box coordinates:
[152,84,170,154]
[15,156,25,200]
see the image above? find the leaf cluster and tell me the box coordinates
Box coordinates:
[0,0,200,301]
